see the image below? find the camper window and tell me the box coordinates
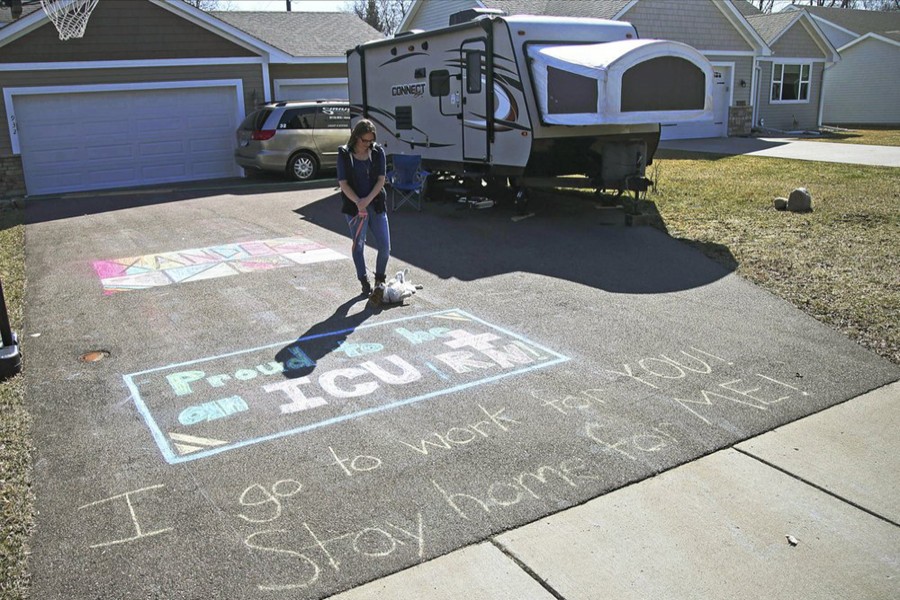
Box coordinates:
[430,70,451,97]
[466,51,483,93]
[546,66,597,115]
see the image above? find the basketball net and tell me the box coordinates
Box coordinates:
[40,0,99,40]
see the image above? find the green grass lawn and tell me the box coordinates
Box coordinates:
[0,205,29,600]
[812,126,900,147]
[651,149,899,365]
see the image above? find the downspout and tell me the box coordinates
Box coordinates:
[818,61,834,128]
[751,57,760,128]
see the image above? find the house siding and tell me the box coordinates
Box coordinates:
[622,0,753,51]
[755,61,823,130]
[770,22,826,59]
[407,0,478,31]
[0,0,255,63]
[0,64,263,154]
[823,39,900,125]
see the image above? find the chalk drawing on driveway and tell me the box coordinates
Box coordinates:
[92,236,346,294]
[124,309,570,464]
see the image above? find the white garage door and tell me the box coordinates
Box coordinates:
[274,79,348,102]
[15,85,241,196]
[660,66,730,140]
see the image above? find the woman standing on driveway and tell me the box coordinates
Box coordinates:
[337,119,390,306]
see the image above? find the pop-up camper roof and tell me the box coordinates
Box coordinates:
[527,39,714,126]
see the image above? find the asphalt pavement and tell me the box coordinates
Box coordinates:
[20,138,900,599]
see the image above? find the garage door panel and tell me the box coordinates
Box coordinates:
[89,120,131,136]
[89,169,140,188]
[190,152,233,169]
[140,140,188,157]
[16,86,240,195]
[190,137,231,152]
[192,160,231,176]
[142,165,187,180]
[191,113,231,129]
[87,144,135,161]
[27,146,83,168]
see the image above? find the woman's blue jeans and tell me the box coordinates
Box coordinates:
[345,207,390,280]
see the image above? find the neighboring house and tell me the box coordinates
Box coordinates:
[783,4,900,126]
[400,0,838,137]
[735,3,839,132]
[0,0,380,198]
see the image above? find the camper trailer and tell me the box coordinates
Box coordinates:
[347,10,714,209]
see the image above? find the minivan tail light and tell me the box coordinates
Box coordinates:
[251,130,276,141]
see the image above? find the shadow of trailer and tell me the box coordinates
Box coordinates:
[348,10,714,213]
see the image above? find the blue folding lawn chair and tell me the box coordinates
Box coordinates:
[386,154,429,211]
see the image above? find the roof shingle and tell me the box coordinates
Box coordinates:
[790,4,900,36]
[210,11,382,57]
[483,0,632,20]
[745,11,799,45]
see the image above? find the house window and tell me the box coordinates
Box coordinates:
[771,63,810,103]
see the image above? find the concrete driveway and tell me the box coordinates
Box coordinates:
[659,135,900,167]
[22,179,899,599]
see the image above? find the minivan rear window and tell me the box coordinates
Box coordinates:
[240,109,271,130]
[280,107,317,130]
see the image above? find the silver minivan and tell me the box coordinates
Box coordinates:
[234,100,350,181]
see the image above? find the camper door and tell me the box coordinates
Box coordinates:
[461,40,488,162]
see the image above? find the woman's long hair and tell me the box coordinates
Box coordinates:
[347,119,377,151]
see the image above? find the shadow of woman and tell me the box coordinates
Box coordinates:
[274,297,376,380]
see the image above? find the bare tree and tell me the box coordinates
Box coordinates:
[791,0,900,7]
[180,0,234,10]
[753,0,776,12]
[799,0,858,6]
[346,0,413,35]
[860,0,900,8]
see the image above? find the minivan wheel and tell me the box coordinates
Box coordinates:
[288,152,318,181]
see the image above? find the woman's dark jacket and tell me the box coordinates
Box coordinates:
[338,144,386,216]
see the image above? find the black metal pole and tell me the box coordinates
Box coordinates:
[0,278,22,379]
[0,280,12,347]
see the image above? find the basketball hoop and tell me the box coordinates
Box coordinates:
[40,0,99,41]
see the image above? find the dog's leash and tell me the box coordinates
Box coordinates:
[350,212,368,252]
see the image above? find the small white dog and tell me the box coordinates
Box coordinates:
[382,268,421,304]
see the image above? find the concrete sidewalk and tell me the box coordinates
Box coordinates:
[659,136,900,167]
[329,381,900,600]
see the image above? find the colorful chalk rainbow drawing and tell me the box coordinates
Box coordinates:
[92,236,346,294]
